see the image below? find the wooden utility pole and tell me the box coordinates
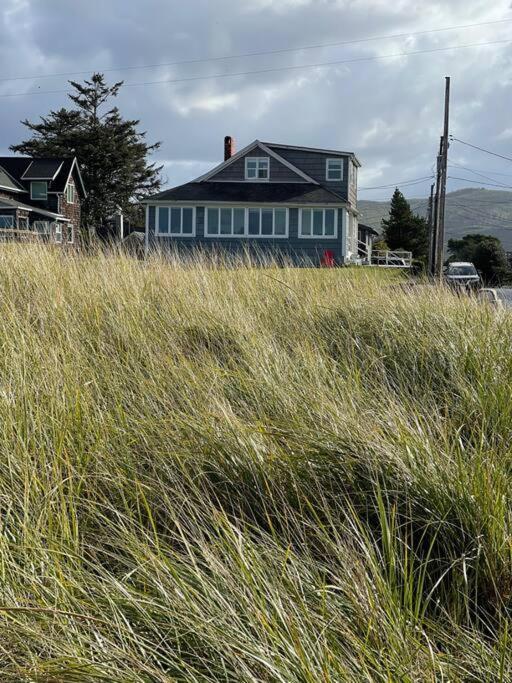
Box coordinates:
[427,182,435,274]
[432,137,443,276]
[434,77,451,279]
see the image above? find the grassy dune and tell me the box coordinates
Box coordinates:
[0,245,510,681]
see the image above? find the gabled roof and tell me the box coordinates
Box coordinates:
[195,140,320,185]
[146,182,346,205]
[0,156,86,197]
[263,142,362,167]
[0,165,24,193]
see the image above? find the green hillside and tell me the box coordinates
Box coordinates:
[360,188,512,249]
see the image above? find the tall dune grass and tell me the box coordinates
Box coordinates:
[0,244,510,681]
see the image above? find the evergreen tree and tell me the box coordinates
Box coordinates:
[11,74,162,238]
[381,188,429,264]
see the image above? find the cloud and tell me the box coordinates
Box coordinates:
[1,0,511,199]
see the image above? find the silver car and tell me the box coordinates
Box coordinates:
[445,262,480,289]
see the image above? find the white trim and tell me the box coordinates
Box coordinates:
[65,182,76,204]
[155,205,196,237]
[30,181,48,200]
[62,158,87,198]
[244,157,270,182]
[194,140,320,185]
[145,204,149,256]
[67,223,74,244]
[205,206,289,239]
[0,184,23,193]
[326,158,343,182]
[144,199,347,208]
[298,208,338,239]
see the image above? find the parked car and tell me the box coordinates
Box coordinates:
[445,262,480,289]
[477,288,512,308]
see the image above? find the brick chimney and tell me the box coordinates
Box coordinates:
[224,136,235,161]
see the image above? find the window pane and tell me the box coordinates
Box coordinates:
[182,208,193,234]
[313,210,323,236]
[274,209,286,235]
[31,181,47,199]
[248,209,260,235]
[325,210,335,236]
[261,209,273,235]
[233,209,245,235]
[301,210,311,236]
[207,208,219,235]
[258,159,269,179]
[327,160,342,180]
[158,207,169,234]
[170,208,182,234]
[246,160,257,179]
[220,208,232,235]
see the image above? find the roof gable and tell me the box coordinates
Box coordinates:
[195,140,319,185]
[0,156,86,198]
[0,165,24,193]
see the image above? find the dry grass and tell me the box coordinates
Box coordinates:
[0,244,509,681]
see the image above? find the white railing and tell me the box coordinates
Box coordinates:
[371,250,413,268]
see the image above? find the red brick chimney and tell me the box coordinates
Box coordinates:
[224,136,235,161]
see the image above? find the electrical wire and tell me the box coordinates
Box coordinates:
[450,137,512,163]
[1,18,510,84]
[0,40,510,99]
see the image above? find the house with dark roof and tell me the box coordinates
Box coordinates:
[143,137,361,264]
[0,157,86,245]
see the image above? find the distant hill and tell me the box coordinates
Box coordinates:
[359,188,512,250]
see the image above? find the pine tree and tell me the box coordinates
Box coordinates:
[382,188,429,264]
[11,74,162,238]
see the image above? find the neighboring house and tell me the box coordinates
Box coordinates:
[0,157,86,245]
[143,137,361,264]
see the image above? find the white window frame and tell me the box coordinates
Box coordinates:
[155,206,196,237]
[65,183,76,204]
[299,208,338,239]
[33,220,51,235]
[30,181,48,200]
[54,223,63,243]
[205,207,289,239]
[326,158,343,182]
[67,223,74,243]
[245,157,270,181]
[0,215,15,229]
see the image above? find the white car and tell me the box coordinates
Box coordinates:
[445,262,480,289]
[477,288,512,308]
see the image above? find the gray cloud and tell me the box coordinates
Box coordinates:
[1,0,511,202]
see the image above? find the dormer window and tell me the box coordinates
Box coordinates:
[245,157,269,181]
[326,159,343,182]
[30,181,48,200]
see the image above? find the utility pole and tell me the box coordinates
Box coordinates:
[427,182,435,274]
[434,76,451,279]
[432,138,443,276]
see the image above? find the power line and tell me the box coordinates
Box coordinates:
[448,161,512,188]
[359,175,434,191]
[1,18,510,84]
[0,39,510,100]
[447,175,512,188]
[450,137,512,163]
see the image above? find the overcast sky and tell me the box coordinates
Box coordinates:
[1,0,511,205]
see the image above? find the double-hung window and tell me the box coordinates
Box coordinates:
[31,181,48,200]
[156,206,195,236]
[245,157,270,181]
[205,207,288,238]
[54,223,63,243]
[299,209,337,238]
[326,159,343,182]
[66,183,76,204]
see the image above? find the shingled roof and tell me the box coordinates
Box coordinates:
[148,182,347,204]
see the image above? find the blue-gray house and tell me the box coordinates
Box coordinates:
[144,137,361,265]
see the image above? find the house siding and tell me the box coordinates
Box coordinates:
[147,205,348,264]
[268,148,351,204]
[210,149,308,183]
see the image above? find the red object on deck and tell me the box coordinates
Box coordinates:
[321,250,335,267]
